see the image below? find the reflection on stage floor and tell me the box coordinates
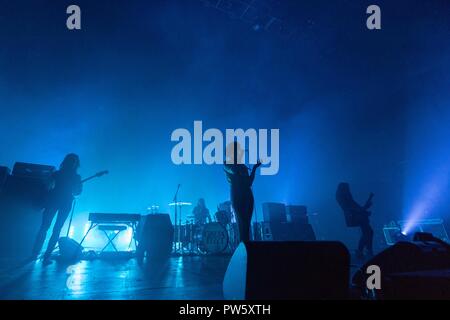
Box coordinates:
[0,255,231,300]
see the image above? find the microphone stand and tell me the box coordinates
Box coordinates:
[66,199,77,237]
[50,198,76,256]
[172,184,181,254]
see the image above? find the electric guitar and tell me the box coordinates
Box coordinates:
[81,170,109,184]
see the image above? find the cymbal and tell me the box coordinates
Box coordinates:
[169,201,192,206]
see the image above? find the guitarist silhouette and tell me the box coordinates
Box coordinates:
[31,153,107,264]
[336,182,374,260]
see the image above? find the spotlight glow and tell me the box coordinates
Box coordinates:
[403,165,449,235]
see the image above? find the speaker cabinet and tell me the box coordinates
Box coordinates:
[262,202,286,223]
[286,205,308,224]
[223,241,350,300]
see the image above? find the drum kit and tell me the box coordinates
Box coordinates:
[169,201,239,255]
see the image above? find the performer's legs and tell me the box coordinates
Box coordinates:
[31,207,57,257]
[357,226,365,255]
[362,222,374,256]
[237,213,250,243]
[243,193,254,241]
[358,220,374,257]
[43,204,72,260]
[233,191,254,243]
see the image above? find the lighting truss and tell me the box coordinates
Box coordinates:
[199,0,299,38]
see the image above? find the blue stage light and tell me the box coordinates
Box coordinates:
[402,167,449,235]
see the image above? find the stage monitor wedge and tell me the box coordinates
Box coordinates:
[58,237,83,261]
[352,237,450,299]
[223,241,350,300]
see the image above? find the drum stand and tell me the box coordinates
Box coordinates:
[170,185,194,256]
[226,222,238,253]
[174,206,189,256]
[172,185,181,255]
[175,205,182,255]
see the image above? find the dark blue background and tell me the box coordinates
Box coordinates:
[1,0,449,248]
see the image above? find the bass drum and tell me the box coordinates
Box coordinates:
[195,222,229,254]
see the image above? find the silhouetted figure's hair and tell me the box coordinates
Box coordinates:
[225,141,244,165]
[193,198,211,224]
[197,198,206,207]
[336,182,358,211]
[60,153,80,172]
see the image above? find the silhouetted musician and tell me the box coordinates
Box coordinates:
[192,198,211,225]
[224,142,261,243]
[31,153,82,263]
[336,182,374,260]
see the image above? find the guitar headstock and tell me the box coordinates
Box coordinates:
[95,170,109,177]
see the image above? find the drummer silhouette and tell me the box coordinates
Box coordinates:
[223,141,261,242]
[192,198,211,224]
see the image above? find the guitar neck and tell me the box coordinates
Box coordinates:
[81,175,97,184]
[81,170,108,184]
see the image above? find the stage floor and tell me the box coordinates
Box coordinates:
[0,255,231,300]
